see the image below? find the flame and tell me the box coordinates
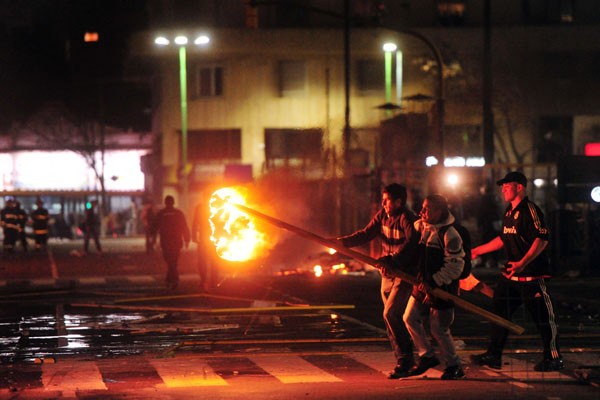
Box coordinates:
[209,187,264,262]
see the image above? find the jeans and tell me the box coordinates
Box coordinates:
[403,295,460,367]
[381,277,413,363]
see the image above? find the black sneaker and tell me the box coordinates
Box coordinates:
[470,352,501,369]
[409,355,440,376]
[534,357,564,372]
[441,365,465,380]
[387,359,414,379]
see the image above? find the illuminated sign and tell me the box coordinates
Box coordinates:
[584,143,600,156]
[0,150,147,192]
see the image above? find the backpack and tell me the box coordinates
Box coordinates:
[438,222,472,280]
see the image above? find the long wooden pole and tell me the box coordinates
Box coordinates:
[233,203,525,335]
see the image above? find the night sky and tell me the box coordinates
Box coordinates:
[0,0,151,132]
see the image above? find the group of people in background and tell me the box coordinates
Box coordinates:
[0,193,206,293]
[336,171,563,380]
[1,197,50,253]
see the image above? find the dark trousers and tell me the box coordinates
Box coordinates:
[34,234,48,249]
[3,229,17,252]
[162,247,181,286]
[488,277,561,360]
[84,227,102,253]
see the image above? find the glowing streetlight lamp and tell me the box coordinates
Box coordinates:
[154,34,210,211]
[382,42,403,117]
[383,42,396,107]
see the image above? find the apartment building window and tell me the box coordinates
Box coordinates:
[264,128,322,169]
[192,64,223,98]
[278,60,306,97]
[356,59,384,94]
[436,1,465,26]
[187,129,241,161]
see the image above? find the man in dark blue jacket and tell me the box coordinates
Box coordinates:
[153,195,191,290]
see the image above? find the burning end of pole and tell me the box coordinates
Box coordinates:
[209,187,267,262]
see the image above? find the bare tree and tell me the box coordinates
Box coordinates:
[23,102,108,213]
[439,44,535,165]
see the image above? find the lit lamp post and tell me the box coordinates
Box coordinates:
[382,42,403,117]
[383,42,395,117]
[154,34,210,211]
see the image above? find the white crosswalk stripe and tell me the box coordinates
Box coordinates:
[247,355,342,383]
[42,360,107,391]
[150,358,228,387]
[344,350,396,376]
[346,350,443,379]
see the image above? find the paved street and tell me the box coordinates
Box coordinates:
[0,236,599,399]
[2,347,599,399]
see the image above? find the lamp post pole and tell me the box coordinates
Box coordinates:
[178,44,189,211]
[383,42,397,117]
[383,43,401,117]
[155,34,210,212]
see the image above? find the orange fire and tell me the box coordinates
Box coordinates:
[209,187,265,262]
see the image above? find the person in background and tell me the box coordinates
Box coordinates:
[403,194,465,380]
[1,199,19,253]
[15,201,28,252]
[470,171,563,372]
[140,198,157,254]
[31,198,50,251]
[83,200,102,254]
[152,195,190,290]
[191,198,212,291]
[126,196,138,236]
[335,183,420,379]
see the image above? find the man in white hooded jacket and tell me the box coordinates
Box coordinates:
[403,194,465,380]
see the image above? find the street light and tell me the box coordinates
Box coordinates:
[382,42,403,117]
[154,34,210,211]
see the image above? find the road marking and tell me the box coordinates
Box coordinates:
[248,355,342,383]
[510,381,533,389]
[150,358,228,387]
[126,276,157,284]
[42,360,107,391]
[79,277,107,285]
[481,369,502,377]
[48,248,59,279]
[344,350,396,375]
[31,278,57,286]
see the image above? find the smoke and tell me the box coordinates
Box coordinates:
[247,170,330,271]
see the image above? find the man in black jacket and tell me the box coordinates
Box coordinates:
[153,195,191,290]
[470,171,563,372]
